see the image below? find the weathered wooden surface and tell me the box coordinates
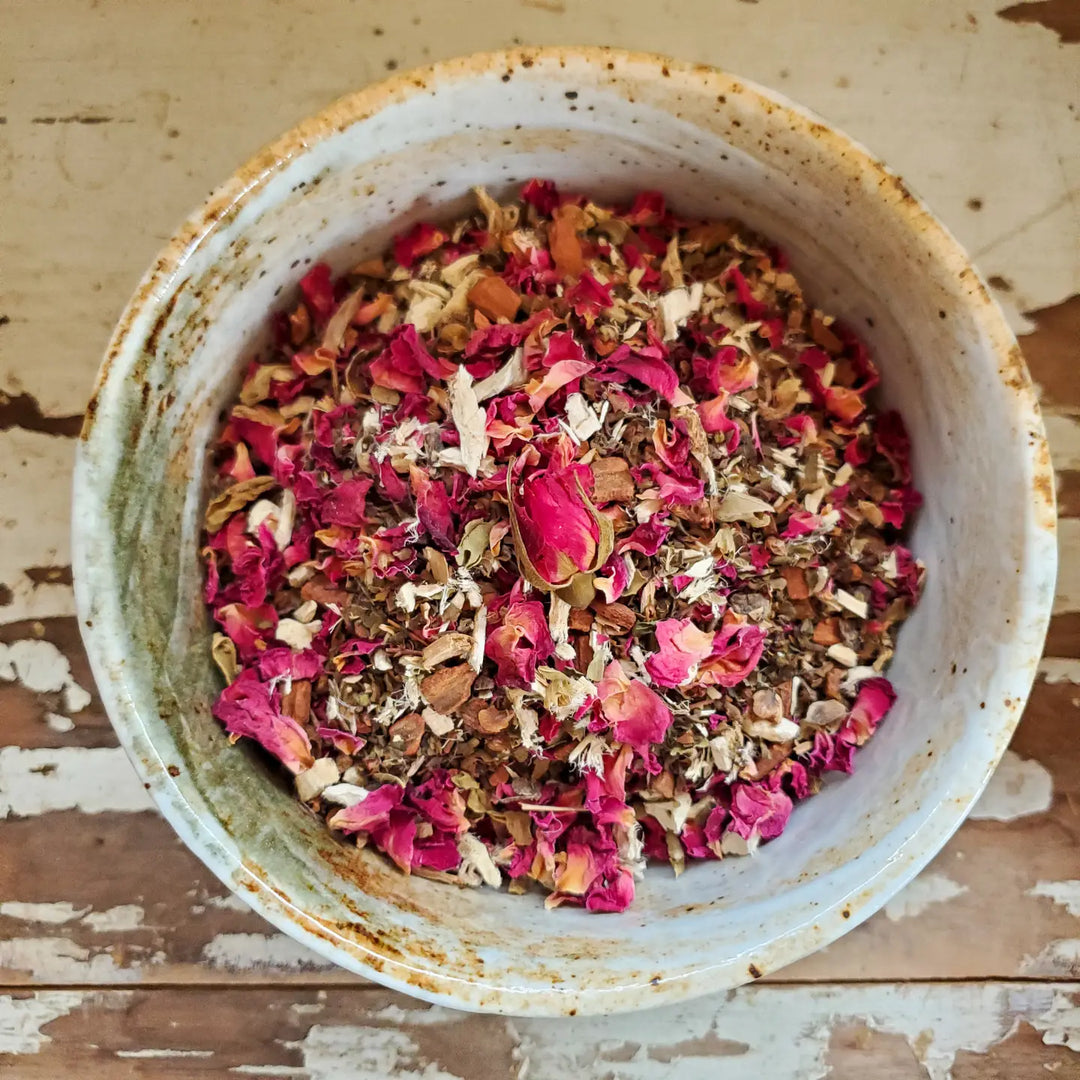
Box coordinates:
[3,0,1078,1075]
[3,983,1080,1078]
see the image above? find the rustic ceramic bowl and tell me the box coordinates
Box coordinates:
[73,47,1056,1016]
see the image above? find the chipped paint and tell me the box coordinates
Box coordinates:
[0,0,1073,1053]
[1,983,1078,1073]
[998,0,1080,45]
[0,991,83,1054]
[0,637,91,712]
[115,1048,216,1058]
[298,1024,464,1080]
[1033,990,1080,1050]
[969,749,1054,821]
[1054,519,1080,615]
[205,892,252,913]
[0,901,144,933]
[0,901,90,925]
[44,712,75,733]
[221,985,1080,1080]
[448,983,1077,1080]
[0,431,77,626]
[1021,940,1080,976]
[1030,881,1080,917]
[0,746,153,817]
[230,1022,481,1080]
[0,937,160,982]
[1044,411,1080,473]
[81,904,145,932]
[1039,658,1080,685]
[201,933,333,972]
[368,1003,464,1026]
[883,873,968,921]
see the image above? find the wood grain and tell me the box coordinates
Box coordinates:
[3,983,1079,1078]
[3,0,1078,1073]
[1,634,1077,987]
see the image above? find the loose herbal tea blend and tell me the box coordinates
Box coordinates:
[202,181,923,912]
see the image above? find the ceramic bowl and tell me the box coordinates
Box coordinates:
[73,47,1056,1016]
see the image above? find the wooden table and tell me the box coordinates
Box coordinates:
[3,1,1078,1075]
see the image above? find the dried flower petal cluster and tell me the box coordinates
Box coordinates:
[201,181,924,912]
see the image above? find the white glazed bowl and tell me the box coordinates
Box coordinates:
[74,48,1056,1016]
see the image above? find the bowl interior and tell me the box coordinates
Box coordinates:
[76,51,1053,1015]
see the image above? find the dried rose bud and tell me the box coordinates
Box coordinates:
[509,463,612,591]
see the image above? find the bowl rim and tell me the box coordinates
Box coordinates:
[73,45,1057,1015]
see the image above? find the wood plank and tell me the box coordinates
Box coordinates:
[2,983,1077,1078]
[3,0,1080,1069]
[2,644,1079,985]
[3,0,1077,424]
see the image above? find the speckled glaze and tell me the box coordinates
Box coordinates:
[73,48,1056,1016]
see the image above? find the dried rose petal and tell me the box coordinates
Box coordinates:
[840,677,897,745]
[213,669,313,775]
[727,783,793,842]
[597,660,673,771]
[698,622,766,688]
[486,600,555,688]
[645,619,716,688]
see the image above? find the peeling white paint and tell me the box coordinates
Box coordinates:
[0,937,158,982]
[2,983,1078,1075]
[970,750,1053,821]
[295,1025,463,1080]
[0,991,83,1054]
[1021,940,1080,976]
[0,638,90,713]
[290,1002,327,1017]
[116,1048,216,1058]
[81,905,144,933]
[230,1068,305,1077]
[0,901,145,935]
[1044,411,1080,473]
[1055,519,1080,617]
[521,983,1074,1080]
[233,1025,466,1080]
[201,933,332,972]
[1040,659,1080,686]
[205,892,252,913]
[0,430,76,626]
[1030,881,1080,918]
[258,983,1077,1080]
[884,873,968,922]
[368,1003,465,1027]
[1033,990,1080,1051]
[0,746,153,817]
[0,901,89,925]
